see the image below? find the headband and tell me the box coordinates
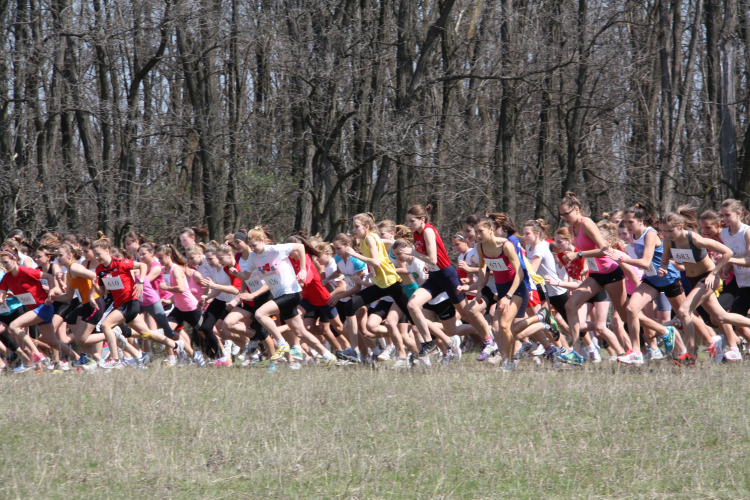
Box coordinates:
[0,250,17,260]
[234,232,248,242]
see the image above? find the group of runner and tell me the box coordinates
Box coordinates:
[2,194,750,373]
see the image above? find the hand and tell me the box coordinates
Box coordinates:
[328,294,341,307]
[321,278,329,287]
[55,271,64,281]
[457,284,469,294]
[134,283,144,300]
[543,275,557,287]
[44,291,55,305]
[227,267,239,276]
[90,298,100,311]
[603,250,618,261]
[344,246,358,258]
[199,277,215,289]
[563,251,578,263]
[497,296,510,312]
[296,270,307,284]
[658,267,668,277]
[704,273,716,291]
[199,295,208,307]
[458,260,470,272]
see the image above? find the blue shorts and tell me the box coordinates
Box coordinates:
[33,304,55,325]
[299,298,339,320]
[404,282,419,298]
[495,279,529,319]
[421,266,465,304]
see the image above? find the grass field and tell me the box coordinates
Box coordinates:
[2,359,749,499]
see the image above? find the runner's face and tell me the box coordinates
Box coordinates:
[0,255,16,271]
[34,250,49,267]
[522,227,536,246]
[180,233,195,248]
[475,223,492,243]
[664,224,682,240]
[93,248,109,265]
[406,216,423,233]
[452,239,467,253]
[186,251,203,266]
[618,228,631,245]
[318,253,331,265]
[82,247,95,262]
[555,237,571,252]
[622,214,641,233]
[234,239,248,252]
[332,241,347,258]
[125,241,139,254]
[379,229,394,241]
[352,220,367,238]
[462,224,475,243]
[206,253,220,267]
[219,253,233,267]
[700,219,719,239]
[56,249,69,266]
[248,239,264,254]
[156,252,169,265]
[138,248,153,264]
[720,207,740,228]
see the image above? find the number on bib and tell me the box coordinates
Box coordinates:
[103,276,124,290]
[670,248,696,264]
[486,259,509,272]
[264,273,283,295]
[15,293,36,306]
[645,264,658,277]
[344,276,357,289]
[0,302,10,314]
[40,278,49,288]
[585,258,600,273]
[246,277,264,293]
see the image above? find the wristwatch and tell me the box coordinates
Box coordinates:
[137,276,145,284]
[504,294,512,300]
[577,251,584,260]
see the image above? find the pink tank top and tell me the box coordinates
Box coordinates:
[139,261,162,306]
[187,269,204,300]
[572,217,618,274]
[482,242,515,285]
[168,265,198,312]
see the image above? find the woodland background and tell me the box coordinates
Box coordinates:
[1,0,749,243]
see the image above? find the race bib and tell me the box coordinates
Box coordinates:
[670,248,696,264]
[586,258,600,273]
[645,264,658,277]
[103,276,124,290]
[0,302,10,314]
[40,278,49,288]
[15,292,36,306]
[263,272,283,295]
[344,276,357,289]
[426,263,440,272]
[245,276,264,293]
[486,259,508,272]
[162,274,171,287]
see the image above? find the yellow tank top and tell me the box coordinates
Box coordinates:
[360,233,401,288]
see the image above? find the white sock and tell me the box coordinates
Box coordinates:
[322,351,332,361]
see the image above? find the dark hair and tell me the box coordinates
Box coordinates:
[699,210,721,226]
[123,231,146,247]
[407,204,433,224]
[523,219,551,240]
[157,244,188,267]
[560,191,582,211]
[285,233,321,258]
[624,203,655,227]
[180,225,209,240]
[485,212,517,236]
[463,214,479,227]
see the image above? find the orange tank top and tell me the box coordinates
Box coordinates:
[68,272,99,304]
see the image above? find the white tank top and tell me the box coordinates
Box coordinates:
[721,224,750,287]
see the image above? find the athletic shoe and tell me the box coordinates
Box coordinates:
[725,347,742,362]
[267,361,279,373]
[531,343,545,357]
[288,360,302,370]
[140,352,153,365]
[588,345,602,364]
[270,343,290,362]
[101,343,110,360]
[514,342,534,360]
[377,345,395,361]
[487,352,504,365]
[215,357,232,367]
[229,340,240,356]
[101,359,123,370]
[557,349,584,366]
[58,360,70,371]
[476,338,498,361]
[71,354,91,368]
[339,347,360,363]
[289,345,305,361]
[450,336,462,361]
[321,354,337,366]
[193,351,206,367]
[422,340,438,356]
[646,348,664,361]
[673,352,696,367]
[12,364,32,373]
[163,355,177,368]
[82,358,98,371]
[29,352,45,367]
[174,339,186,356]
[538,307,551,325]
[661,326,676,356]
[502,360,517,371]
[708,335,725,363]
[392,357,411,369]
[617,349,644,365]
[114,329,129,350]
[121,357,136,367]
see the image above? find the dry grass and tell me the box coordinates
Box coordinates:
[1,360,750,499]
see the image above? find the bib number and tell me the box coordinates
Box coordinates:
[486,259,508,272]
[103,276,124,290]
[645,264,658,277]
[162,274,171,287]
[0,302,10,314]
[585,258,600,273]
[670,248,696,264]
[264,273,283,295]
[15,292,36,306]
[344,276,357,289]
[246,277,264,293]
[40,278,49,288]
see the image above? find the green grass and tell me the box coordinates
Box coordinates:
[1,361,750,499]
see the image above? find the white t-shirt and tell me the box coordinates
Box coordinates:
[404,257,427,286]
[208,265,237,303]
[526,242,565,297]
[238,254,265,294]
[335,254,367,302]
[247,244,302,298]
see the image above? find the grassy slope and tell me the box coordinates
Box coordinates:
[1,362,749,499]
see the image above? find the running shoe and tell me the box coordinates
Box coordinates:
[476,338,498,361]
[392,357,411,369]
[71,354,92,368]
[538,307,551,325]
[673,352,696,367]
[289,360,302,370]
[514,342,534,360]
[422,340,438,356]
[530,343,545,357]
[502,360,517,372]
[588,345,602,364]
[121,357,136,367]
[215,357,232,367]
[267,361,279,373]
[29,352,45,367]
[12,364,32,373]
[450,336,462,361]
[617,349,644,365]
[289,345,305,361]
[101,359,123,370]
[377,345,395,361]
[321,354,337,366]
[460,337,476,353]
[59,360,70,371]
[556,349,584,366]
[661,326,676,356]
[708,335,725,363]
[725,346,742,362]
[193,351,206,367]
[101,343,110,360]
[163,355,177,368]
[646,347,664,361]
[269,342,290,362]
[340,347,360,363]
[82,358,98,371]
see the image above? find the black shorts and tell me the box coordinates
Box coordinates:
[66,298,105,326]
[53,298,77,318]
[642,277,684,299]
[168,308,202,329]
[0,307,26,326]
[116,300,141,324]
[420,266,466,304]
[200,299,229,335]
[496,279,529,319]
[729,287,750,316]
[423,299,456,321]
[717,278,737,311]
[548,293,569,323]
[299,298,337,322]
[538,285,547,302]
[272,292,301,321]
[587,289,609,304]
[368,300,393,320]
[481,286,498,307]
[589,267,625,287]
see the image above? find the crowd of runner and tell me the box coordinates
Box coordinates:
[2,193,750,373]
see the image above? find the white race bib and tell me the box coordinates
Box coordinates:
[161,274,171,287]
[670,248,696,264]
[486,259,509,272]
[263,272,283,295]
[245,276,264,293]
[586,258,600,273]
[40,278,49,288]
[426,263,440,273]
[15,292,36,306]
[103,276,124,290]
[645,264,658,277]
[0,302,10,314]
[344,276,357,289]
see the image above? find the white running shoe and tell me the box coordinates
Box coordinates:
[617,349,644,365]
[514,342,534,360]
[725,346,742,362]
[588,345,602,364]
[530,343,545,357]
[392,357,411,369]
[647,348,664,361]
[450,336,462,361]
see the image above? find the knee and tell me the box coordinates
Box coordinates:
[625,304,639,319]
[676,307,690,322]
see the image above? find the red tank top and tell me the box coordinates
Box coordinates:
[481,242,515,285]
[413,223,452,271]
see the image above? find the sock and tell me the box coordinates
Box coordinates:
[322,351,332,361]
[536,312,544,323]
[277,339,287,347]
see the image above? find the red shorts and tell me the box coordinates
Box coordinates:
[527,290,541,308]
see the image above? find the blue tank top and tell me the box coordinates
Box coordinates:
[633,227,679,287]
[508,235,530,288]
